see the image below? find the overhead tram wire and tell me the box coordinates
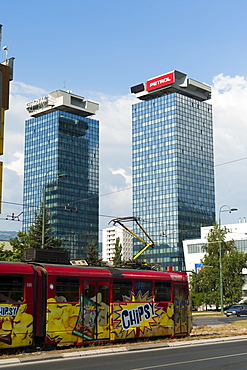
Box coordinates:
[2,154,247,215]
[215,156,247,167]
[1,186,132,210]
[2,200,24,207]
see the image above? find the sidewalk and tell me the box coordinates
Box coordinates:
[0,335,247,366]
[192,311,223,315]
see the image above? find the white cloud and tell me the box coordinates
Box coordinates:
[2,85,136,232]
[2,76,247,233]
[109,168,132,187]
[10,81,47,97]
[4,151,24,177]
[97,78,247,228]
[212,74,247,222]
[96,93,136,160]
[1,81,47,230]
[95,93,136,230]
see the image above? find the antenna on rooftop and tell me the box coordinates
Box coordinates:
[2,45,8,61]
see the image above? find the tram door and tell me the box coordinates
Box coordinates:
[174,283,188,334]
[83,281,110,341]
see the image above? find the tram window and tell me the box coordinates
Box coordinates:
[134,281,152,297]
[0,276,24,302]
[174,284,187,301]
[85,284,95,299]
[98,284,109,326]
[113,280,132,302]
[56,277,79,302]
[155,282,171,302]
[98,284,109,304]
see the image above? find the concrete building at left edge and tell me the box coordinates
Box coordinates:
[0,25,14,213]
[23,90,99,259]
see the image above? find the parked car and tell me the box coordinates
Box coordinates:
[224,305,247,317]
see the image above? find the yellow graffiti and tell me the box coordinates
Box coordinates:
[46,299,80,343]
[0,304,33,349]
[112,297,175,340]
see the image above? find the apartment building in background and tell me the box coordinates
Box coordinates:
[102,226,133,264]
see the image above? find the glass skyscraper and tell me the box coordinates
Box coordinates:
[23,90,99,258]
[131,71,215,271]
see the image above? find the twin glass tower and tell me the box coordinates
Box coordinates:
[23,91,99,259]
[131,70,215,271]
[23,70,215,269]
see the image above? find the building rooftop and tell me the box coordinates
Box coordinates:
[130,70,211,102]
[26,90,99,118]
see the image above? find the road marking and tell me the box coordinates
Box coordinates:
[131,351,247,369]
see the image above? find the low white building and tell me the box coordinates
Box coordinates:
[102,226,133,264]
[183,221,247,299]
[0,241,12,251]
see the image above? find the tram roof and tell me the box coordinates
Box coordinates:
[0,261,188,282]
[33,263,188,282]
[0,261,35,275]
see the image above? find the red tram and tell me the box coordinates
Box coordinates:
[0,261,192,349]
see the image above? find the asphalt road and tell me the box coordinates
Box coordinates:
[193,314,247,326]
[1,340,247,369]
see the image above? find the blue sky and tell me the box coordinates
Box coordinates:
[2,0,247,95]
[1,0,247,236]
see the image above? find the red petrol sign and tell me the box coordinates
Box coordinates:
[146,72,175,92]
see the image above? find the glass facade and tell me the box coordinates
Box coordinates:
[132,93,215,271]
[23,110,99,258]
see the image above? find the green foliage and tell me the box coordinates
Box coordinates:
[28,209,61,249]
[190,291,204,308]
[113,237,122,265]
[0,231,30,261]
[85,241,101,266]
[0,208,62,262]
[190,224,247,309]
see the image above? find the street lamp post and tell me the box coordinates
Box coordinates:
[41,170,67,249]
[218,205,238,313]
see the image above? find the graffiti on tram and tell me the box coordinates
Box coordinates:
[0,304,33,348]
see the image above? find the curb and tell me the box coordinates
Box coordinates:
[1,335,247,366]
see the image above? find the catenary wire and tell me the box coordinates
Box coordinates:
[2,154,247,217]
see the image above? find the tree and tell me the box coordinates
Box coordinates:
[85,241,101,266]
[190,224,247,309]
[0,231,30,261]
[28,209,61,249]
[0,209,62,262]
[113,237,122,265]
